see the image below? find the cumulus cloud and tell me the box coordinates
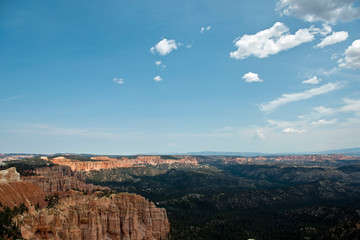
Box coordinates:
[155,61,162,66]
[150,38,179,56]
[315,31,349,48]
[338,39,360,69]
[230,22,315,59]
[112,78,124,84]
[282,127,305,133]
[242,72,263,83]
[302,76,321,84]
[276,0,360,23]
[312,119,337,125]
[200,25,212,33]
[254,129,266,140]
[153,76,163,82]
[260,82,342,113]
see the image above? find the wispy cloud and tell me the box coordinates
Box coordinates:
[1,95,26,102]
[260,82,343,113]
[340,98,360,116]
[254,129,266,140]
[311,119,337,125]
[313,106,335,116]
[315,31,348,48]
[282,127,305,133]
[302,76,321,84]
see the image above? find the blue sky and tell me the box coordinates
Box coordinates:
[1,0,360,154]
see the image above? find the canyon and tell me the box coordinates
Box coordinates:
[0,166,170,240]
[48,154,359,172]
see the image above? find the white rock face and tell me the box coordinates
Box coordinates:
[0,167,20,183]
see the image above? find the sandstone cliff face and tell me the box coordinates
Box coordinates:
[0,168,46,208]
[0,167,20,183]
[17,192,170,240]
[23,166,109,194]
[51,156,198,172]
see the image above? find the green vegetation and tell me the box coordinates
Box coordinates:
[86,162,360,239]
[0,202,27,239]
[45,194,59,209]
[0,157,53,176]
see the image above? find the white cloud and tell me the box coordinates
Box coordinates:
[1,95,26,102]
[155,61,162,66]
[313,106,335,116]
[150,38,179,56]
[153,76,163,82]
[200,25,211,33]
[260,82,342,113]
[254,129,266,140]
[340,98,360,116]
[338,39,360,69]
[242,72,263,83]
[112,78,124,84]
[312,119,337,125]
[276,0,360,23]
[302,76,321,84]
[230,22,315,59]
[282,128,305,133]
[315,31,349,48]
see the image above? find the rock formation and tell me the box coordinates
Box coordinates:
[0,167,20,183]
[51,156,198,172]
[17,192,170,240]
[23,166,109,194]
[0,168,46,208]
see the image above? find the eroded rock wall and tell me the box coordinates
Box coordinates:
[23,166,109,193]
[17,193,170,240]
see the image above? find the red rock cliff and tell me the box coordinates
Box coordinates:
[0,168,46,208]
[17,192,170,240]
[50,155,198,172]
[23,166,109,194]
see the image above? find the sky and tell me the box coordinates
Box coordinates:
[1,0,360,154]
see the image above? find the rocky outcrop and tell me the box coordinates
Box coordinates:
[51,156,198,172]
[17,192,170,240]
[23,166,109,193]
[0,167,20,183]
[0,168,46,208]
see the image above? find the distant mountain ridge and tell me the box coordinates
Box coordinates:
[2,147,360,157]
[185,147,360,156]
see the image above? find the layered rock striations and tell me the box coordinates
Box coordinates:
[0,168,46,208]
[17,192,170,240]
[51,156,198,172]
[23,165,109,193]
